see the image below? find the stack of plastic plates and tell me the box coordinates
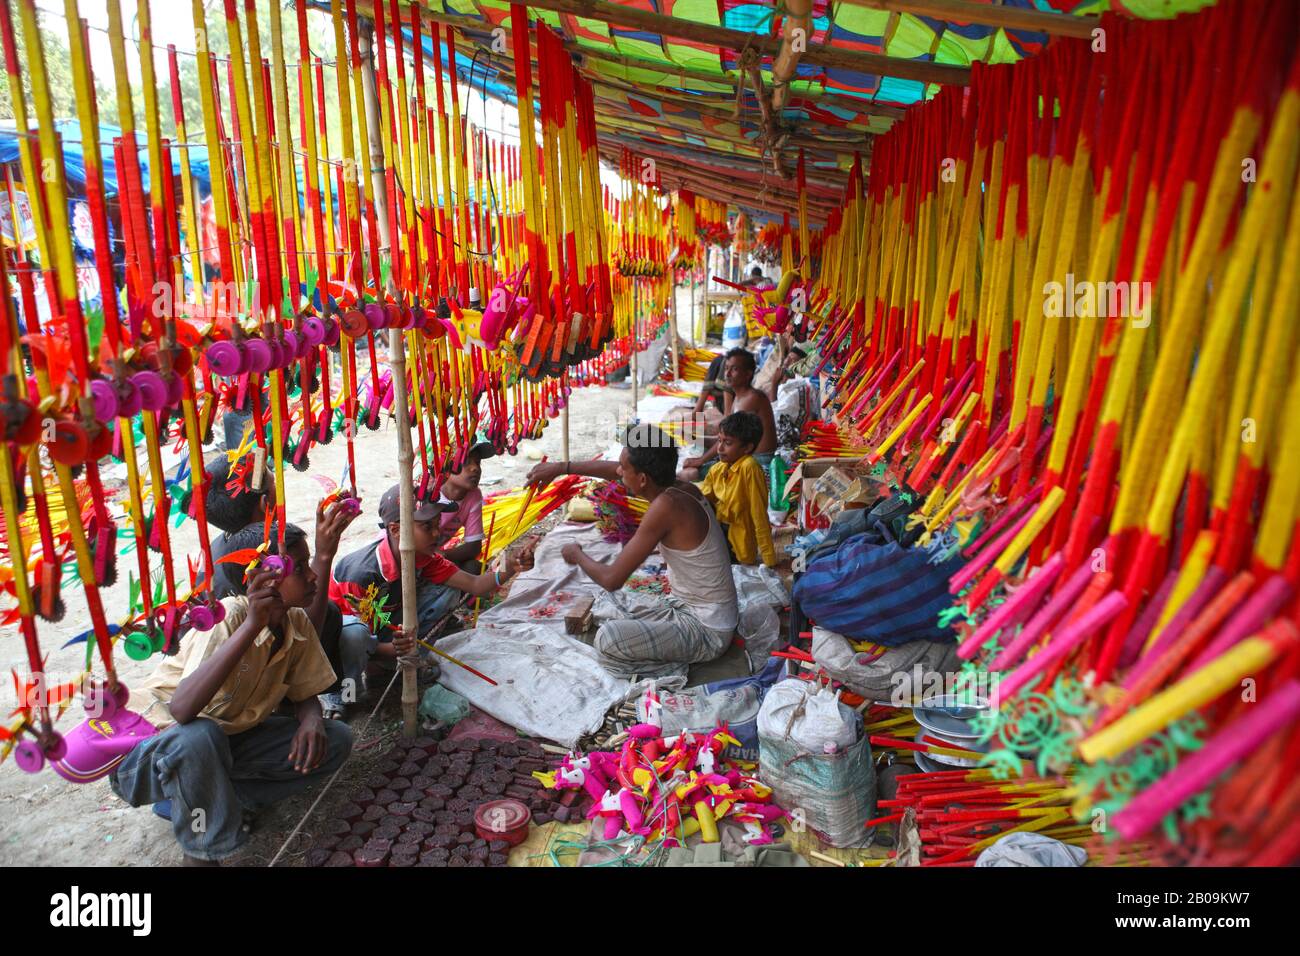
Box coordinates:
[914,695,991,771]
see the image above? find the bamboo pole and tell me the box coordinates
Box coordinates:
[670,277,681,381]
[631,281,639,419]
[690,268,698,346]
[358,23,389,259]
[562,390,570,465]
[770,0,813,114]
[357,16,419,737]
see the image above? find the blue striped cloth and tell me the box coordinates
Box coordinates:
[792,534,962,647]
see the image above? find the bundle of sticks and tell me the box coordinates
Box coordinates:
[0,0,662,773]
[871,770,1156,867]
[807,0,1300,863]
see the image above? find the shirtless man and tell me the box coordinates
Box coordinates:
[678,347,777,483]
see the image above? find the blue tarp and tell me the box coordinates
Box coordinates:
[0,119,213,197]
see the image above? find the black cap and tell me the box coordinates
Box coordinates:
[378,484,455,525]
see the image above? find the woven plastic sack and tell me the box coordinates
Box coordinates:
[758,679,858,753]
[757,679,874,847]
[810,626,962,702]
[658,658,785,762]
[737,602,782,671]
[731,563,789,610]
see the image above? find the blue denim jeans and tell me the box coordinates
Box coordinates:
[111,716,352,861]
[416,579,463,637]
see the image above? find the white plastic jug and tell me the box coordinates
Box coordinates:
[722,309,747,351]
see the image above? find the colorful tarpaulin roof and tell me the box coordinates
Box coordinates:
[338,1,1216,219]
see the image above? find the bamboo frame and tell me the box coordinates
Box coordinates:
[506,0,970,86]
[837,0,1098,40]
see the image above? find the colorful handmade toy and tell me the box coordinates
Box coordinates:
[538,719,780,850]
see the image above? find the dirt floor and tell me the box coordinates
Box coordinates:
[0,305,711,865]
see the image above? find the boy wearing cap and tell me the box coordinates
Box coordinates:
[438,440,494,571]
[329,484,533,693]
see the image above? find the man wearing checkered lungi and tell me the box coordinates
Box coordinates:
[526,425,739,683]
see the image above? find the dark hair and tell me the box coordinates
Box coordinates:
[218,522,307,595]
[719,411,763,451]
[204,453,268,533]
[724,347,756,374]
[623,424,678,488]
[446,446,487,475]
[750,266,762,277]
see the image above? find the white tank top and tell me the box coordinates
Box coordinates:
[659,489,739,633]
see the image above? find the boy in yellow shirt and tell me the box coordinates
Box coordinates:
[697,411,778,567]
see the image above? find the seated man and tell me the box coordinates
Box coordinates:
[679,348,777,484]
[698,411,777,568]
[112,523,352,865]
[526,425,739,683]
[438,439,493,572]
[330,484,531,690]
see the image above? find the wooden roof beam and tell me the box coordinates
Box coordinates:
[596,143,843,219]
[586,74,873,151]
[372,3,903,144]
[594,131,847,195]
[637,166,834,224]
[590,75,873,154]
[517,0,970,86]
[837,0,1098,40]
[590,109,856,173]
[570,43,906,121]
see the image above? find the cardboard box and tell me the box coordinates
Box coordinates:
[789,456,872,531]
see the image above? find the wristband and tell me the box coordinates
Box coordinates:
[494,570,502,587]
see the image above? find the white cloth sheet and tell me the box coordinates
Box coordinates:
[435,523,788,746]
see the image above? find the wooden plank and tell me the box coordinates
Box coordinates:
[838,0,1098,40]
[771,0,813,113]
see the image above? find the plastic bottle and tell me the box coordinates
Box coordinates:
[722,308,746,351]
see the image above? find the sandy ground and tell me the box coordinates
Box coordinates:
[0,294,706,867]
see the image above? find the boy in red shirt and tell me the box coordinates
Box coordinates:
[329,484,532,694]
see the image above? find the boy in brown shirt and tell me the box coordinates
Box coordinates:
[111,523,352,865]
